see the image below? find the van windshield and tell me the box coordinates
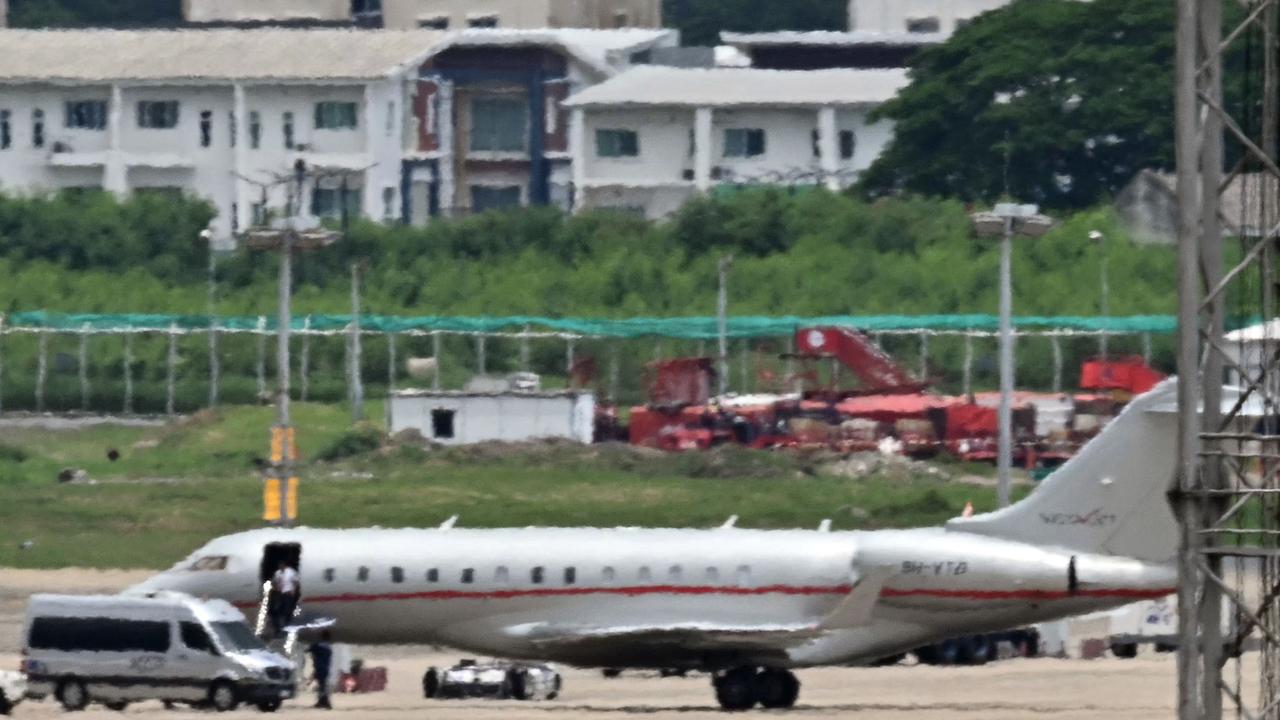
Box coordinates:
[210,622,269,653]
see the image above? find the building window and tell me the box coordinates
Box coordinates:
[531,566,544,584]
[311,187,361,219]
[65,100,107,130]
[596,129,639,158]
[470,185,521,213]
[382,187,397,221]
[840,129,855,160]
[315,101,359,130]
[137,101,179,129]
[31,109,44,148]
[386,101,395,137]
[563,567,576,585]
[613,11,630,28]
[906,16,941,33]
[955,18,973,30]
[461,568,475,584]
[249,111,261,149]
[199,110,213,147]
[431,408,455,438]
[468,15,498,28]
[469,96,527,152]
[251,202,267,226]
[391,566,404,583]
[723,128,765,158]
[419,16,448,29]
[1,110,10,149]
[283,111,295,149]
[426,568,439,582]
[228,111,236,147]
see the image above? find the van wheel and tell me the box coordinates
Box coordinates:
[256,699,282,712]
[57,678,89,711]
[104,700,129,712]
[209,680,239,712]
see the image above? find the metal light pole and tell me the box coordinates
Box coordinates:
[1091,230,1109,358]
[717,255,733,397]
[200,227,220,407]
[972,204,1053,508]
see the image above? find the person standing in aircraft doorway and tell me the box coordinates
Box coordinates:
[271,560,300,636]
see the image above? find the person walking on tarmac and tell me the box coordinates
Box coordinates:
[308,631,334,710]
[271,560,299,637]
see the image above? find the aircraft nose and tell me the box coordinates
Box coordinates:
[123,571,183,597]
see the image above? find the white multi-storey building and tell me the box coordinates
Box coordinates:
[0,29,444,246]
[849,0,1013,35]
[183,0,662,30]
[564,66,908,219]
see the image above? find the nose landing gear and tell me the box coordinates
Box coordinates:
[712,667,800,711]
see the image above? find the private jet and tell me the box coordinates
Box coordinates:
[130,378,1201,710]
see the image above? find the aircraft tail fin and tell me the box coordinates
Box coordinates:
[946,379,1186,563]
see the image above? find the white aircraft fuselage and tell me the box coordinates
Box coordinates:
[131,378,1208,700]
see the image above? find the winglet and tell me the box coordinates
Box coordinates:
[721,515,739,529]
[819,566,892,630]
[439,514,459,530]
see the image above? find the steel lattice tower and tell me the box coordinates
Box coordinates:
[1176,0,1280,717]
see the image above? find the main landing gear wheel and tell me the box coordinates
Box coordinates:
[713,667,800,711]
[756,669,800,709]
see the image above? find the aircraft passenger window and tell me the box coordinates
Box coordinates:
[461,568,475,584]
[638,566,652,582]
[601,566,616,583]
[391,566,404,583]
[668,565,683,582]
[494,566,509,583]
[531,566,545,584]
[705,567,720,582]
[426,568,439,583]
[323,568,335,583]
[357,566,370,582]
[564,567,576,585]
[736,565,752,588]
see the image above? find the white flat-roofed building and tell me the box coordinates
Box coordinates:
[849,0,1012,35]
[0,29,445,246]
[563,66,908,219]
[389,389,596,445]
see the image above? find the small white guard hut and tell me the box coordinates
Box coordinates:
[389,389,596,445]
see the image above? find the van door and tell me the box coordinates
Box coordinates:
[173,619,223,702]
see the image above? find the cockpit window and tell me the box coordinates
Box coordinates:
[188,556,228,571]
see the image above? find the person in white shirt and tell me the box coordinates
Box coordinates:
[271,561,300,636]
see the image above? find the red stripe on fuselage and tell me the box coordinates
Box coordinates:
[232,583,1174,609]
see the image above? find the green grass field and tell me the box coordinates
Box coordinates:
[0,404,1011,570]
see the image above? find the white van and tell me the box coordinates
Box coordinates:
[22,593,295,713]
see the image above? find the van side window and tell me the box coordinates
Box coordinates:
[357,566,370,582]
[426,568,439,583]
[531,566,544,584]
[30,617,169,653]
[461,568,475,584]
[564,567,576,585]
[323,568,335,583]
[180,621,217,654]
[391,567,404,583]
